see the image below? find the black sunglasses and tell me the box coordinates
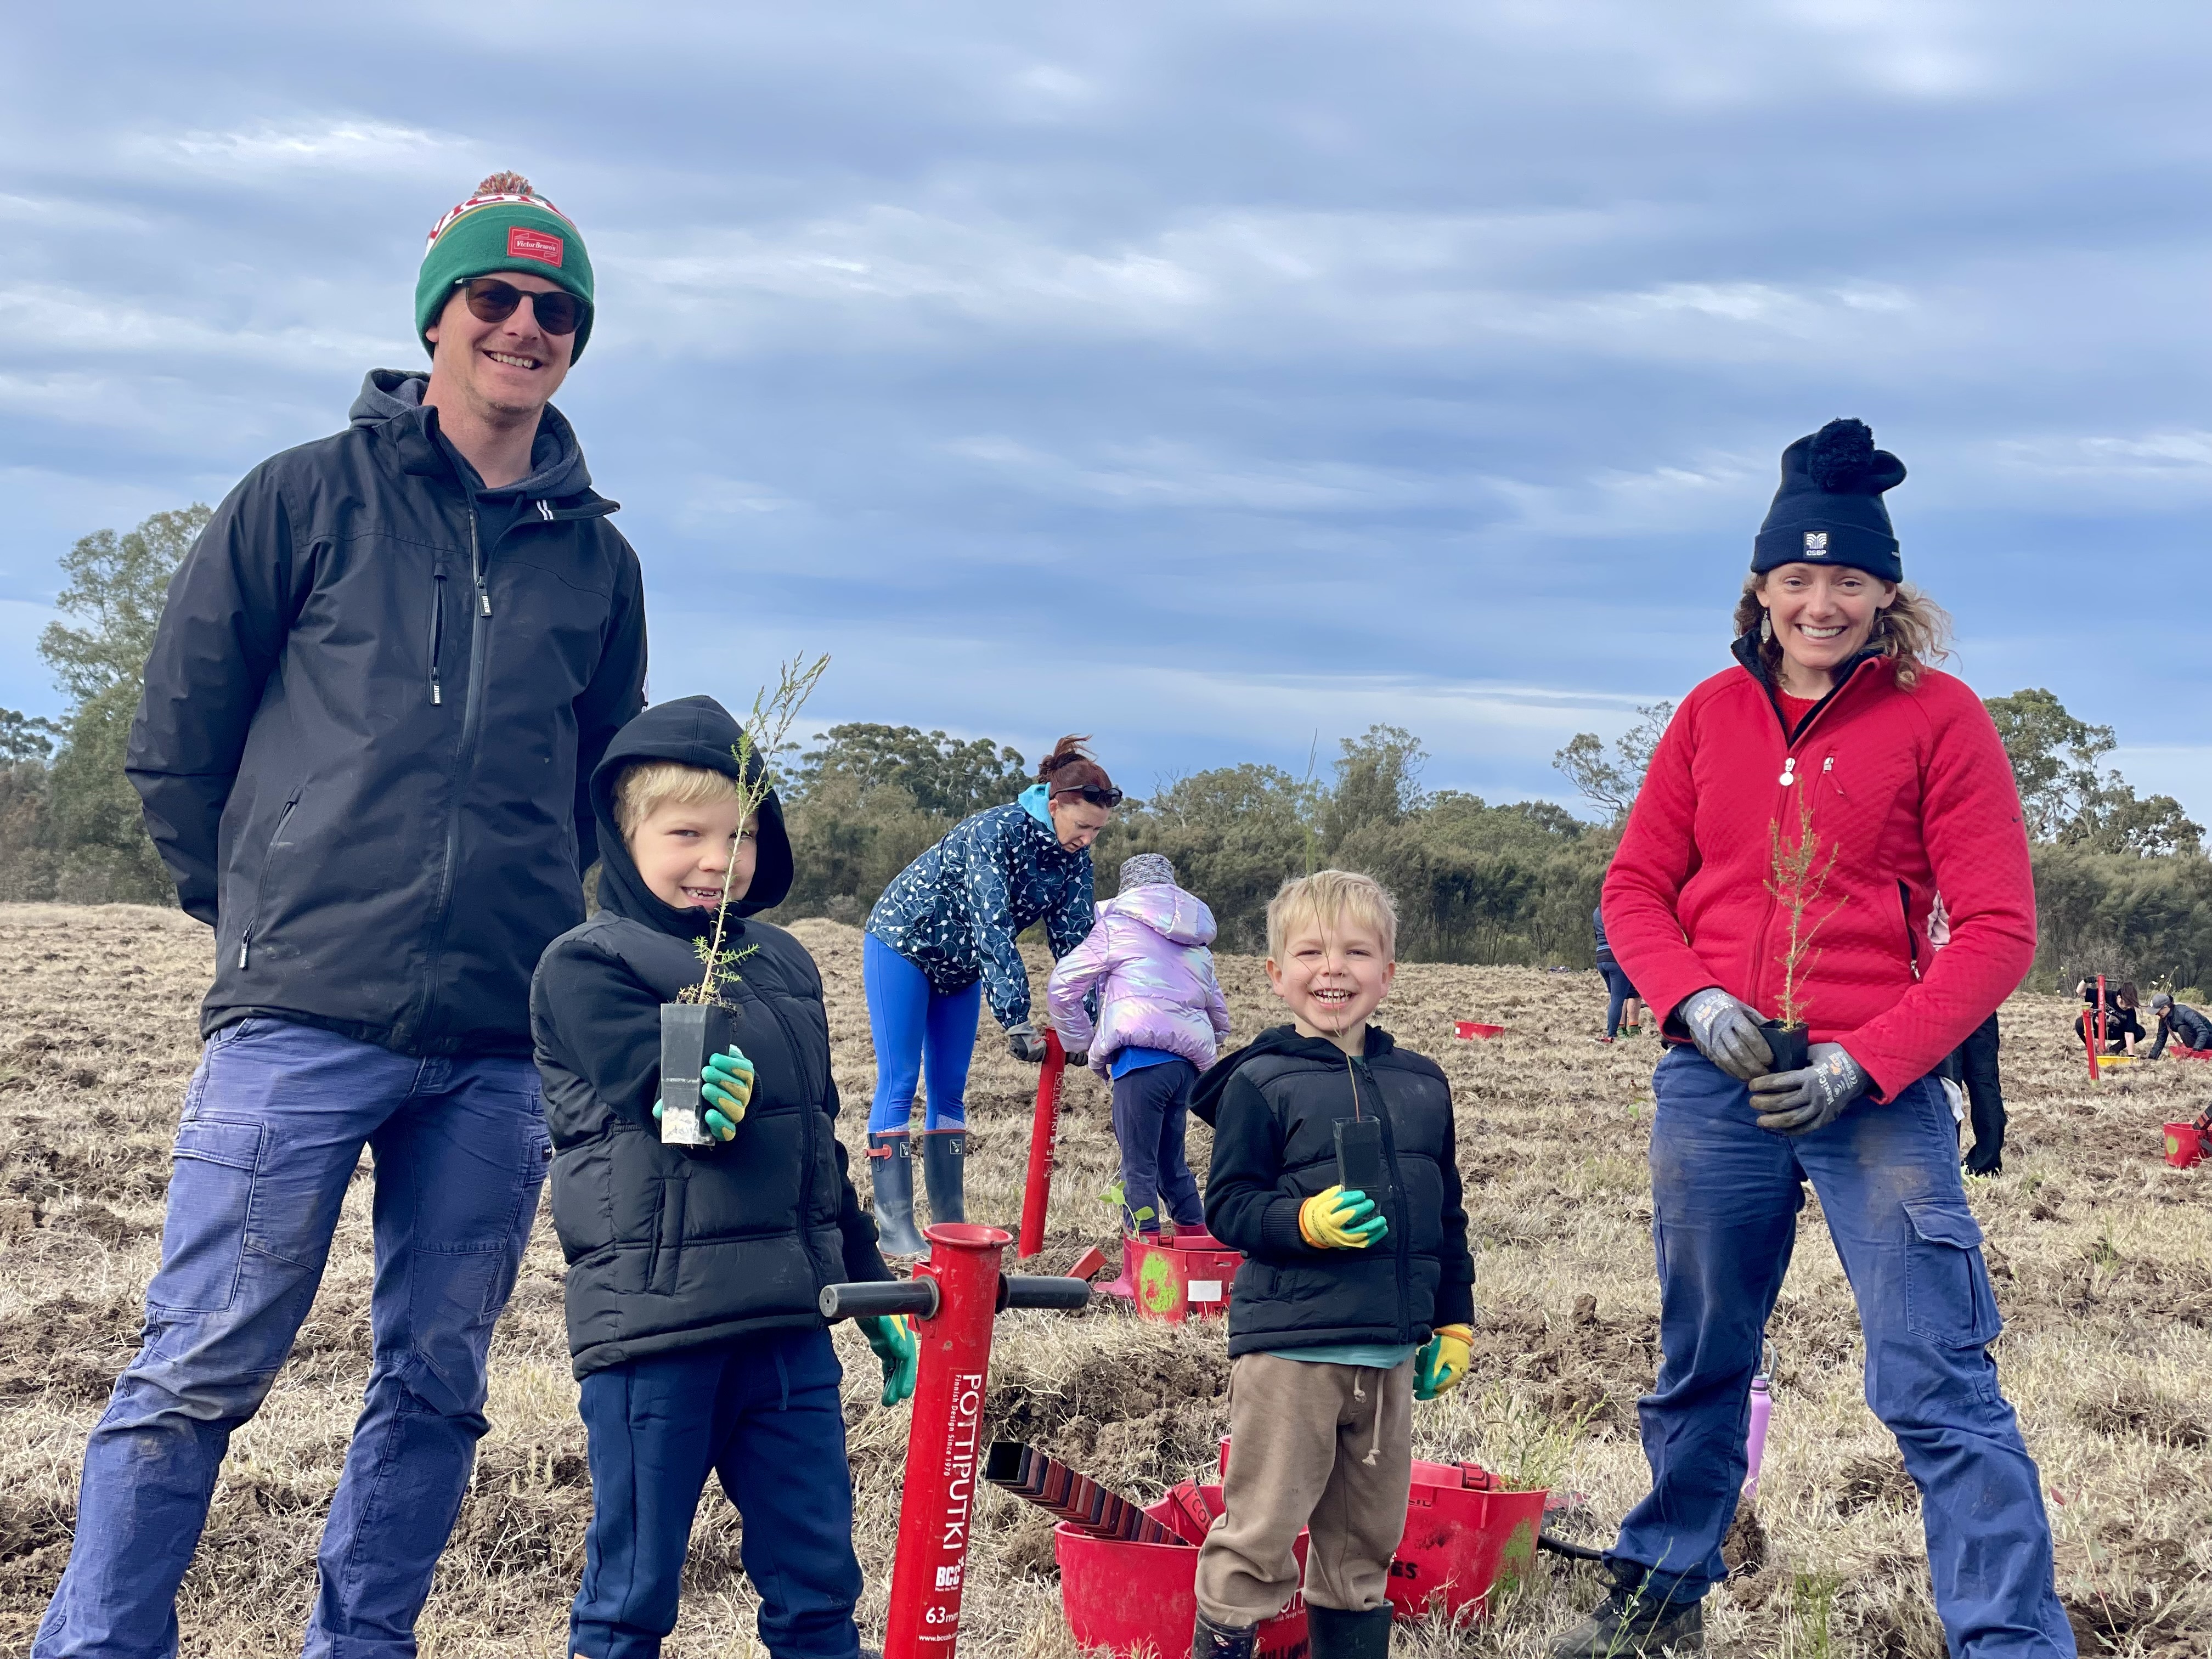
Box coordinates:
[454,276,587,337]
[1055,784,1123,809]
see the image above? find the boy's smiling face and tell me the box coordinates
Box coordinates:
[628,798,757,911]
[1266,913,1396,1055]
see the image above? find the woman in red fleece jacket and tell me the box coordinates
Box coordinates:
[1556,422,2073,1659]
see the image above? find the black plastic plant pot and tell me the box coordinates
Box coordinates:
[659,1002,732,1147]
[1759,1019,1810,1074]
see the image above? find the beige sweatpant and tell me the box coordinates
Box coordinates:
[1193,1352,1414,1624]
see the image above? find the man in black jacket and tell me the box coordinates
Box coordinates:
[37,175,647,1659]
[2150,993,2212,1059]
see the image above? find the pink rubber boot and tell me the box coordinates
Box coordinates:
[1099,1235,1142,1299]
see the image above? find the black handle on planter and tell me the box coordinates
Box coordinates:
[999,1274,1092,1312]
[819,1279,940,1322]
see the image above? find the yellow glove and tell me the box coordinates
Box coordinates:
[1414,1324,1473,1400]
[1297,1184,1388,1250]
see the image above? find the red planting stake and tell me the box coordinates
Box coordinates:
[2087,973,2107,1082]
[1017,1030,1066,1259]
[819,1225,1091,1659]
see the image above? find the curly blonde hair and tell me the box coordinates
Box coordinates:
[1734,574,1953,690]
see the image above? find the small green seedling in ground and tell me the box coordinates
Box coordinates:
[1788,1567,1842,1659]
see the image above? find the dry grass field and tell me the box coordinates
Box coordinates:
[2,902,2209,1657]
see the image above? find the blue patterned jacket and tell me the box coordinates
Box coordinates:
[866,787,1096,1027]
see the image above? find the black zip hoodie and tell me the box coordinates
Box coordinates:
[530,695,889,1379]
[1194,1023,1475,1357]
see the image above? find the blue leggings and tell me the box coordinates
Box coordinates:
[864,933,981,1134]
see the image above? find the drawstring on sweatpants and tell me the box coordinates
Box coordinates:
[1361,1370,1381,1465]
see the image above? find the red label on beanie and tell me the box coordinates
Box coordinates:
[507,227,564,266]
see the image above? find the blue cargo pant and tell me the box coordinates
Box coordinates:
[572,1328,862,1659]
[34,1018,550,1659]
[1611,1047,2074,1657]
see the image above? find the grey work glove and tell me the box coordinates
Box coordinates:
[1750,1043,1870,1135]
[1679,987,1775,1081]
[1065,1049,1088,1069]
[1006,1022,1049,1064]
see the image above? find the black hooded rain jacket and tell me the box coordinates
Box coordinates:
[530,695,891,1379]
[128,370,648,1056]
[1194,1024,1475,1358]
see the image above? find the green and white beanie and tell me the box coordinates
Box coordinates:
[415,171,596,362]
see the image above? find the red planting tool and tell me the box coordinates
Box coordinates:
[2085,973,2106,1082]
[1017,1029,1068,1259]
[819,1222,1090,1659]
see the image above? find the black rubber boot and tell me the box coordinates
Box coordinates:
[867,1132,928,1255]
[1307,1604,1391,1659]
[921,1128,967,1226]
[1549,1561,1704,1657]
[1192,1610,1259,1659]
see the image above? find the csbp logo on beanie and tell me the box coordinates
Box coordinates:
[1804,532,1829,556]
[506,226,563,266]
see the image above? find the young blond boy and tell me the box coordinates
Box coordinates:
[530,695,915,1659]
[1187,871,1476,1659]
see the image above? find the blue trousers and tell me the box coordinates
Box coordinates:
[1111,1059,1204,1233]
[36,1018,549,1659]
[1600,964,1639,1037]
[1612,1048,2074,1657]
[862,932,980,1133]
[572,1328,861,1659]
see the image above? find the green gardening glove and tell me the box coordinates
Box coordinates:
[860,1314,918,1407]
[1297,1184,1389,1250]
[651,1048,755,1144]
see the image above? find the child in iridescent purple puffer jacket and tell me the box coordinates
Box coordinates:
[1047,854,1233,1292]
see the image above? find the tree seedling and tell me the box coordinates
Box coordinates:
[659,654,828,1147]
[1761,788,1847,1072]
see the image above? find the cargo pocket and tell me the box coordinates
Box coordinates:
[149,1119,264,1314]
[1902,1197,2002,1349]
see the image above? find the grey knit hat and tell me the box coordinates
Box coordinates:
[1119,854,1176,893]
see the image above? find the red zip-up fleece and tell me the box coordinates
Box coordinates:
[1603,641,2035,1101]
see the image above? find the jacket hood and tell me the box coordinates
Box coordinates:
[1112,883,1217,947]
[588,695,794,941]
[1189,1022,1395,1126]
[349,368,594,501]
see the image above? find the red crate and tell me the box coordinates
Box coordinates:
[1057,1486,1307,1659]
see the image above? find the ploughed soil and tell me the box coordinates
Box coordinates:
[1,903,2208,1656]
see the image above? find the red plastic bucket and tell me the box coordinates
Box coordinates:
[2163,1123,2204,1169]
[1131,1231,1243,1324]
[1454,1022,1504,1040]
[1056,1486,1308,1659]
[1389,1458,1547,1621]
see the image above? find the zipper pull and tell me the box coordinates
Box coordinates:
[479,588,492,617]
[1778,755,1797,788]
[239,933,250,969]
[431,678,442,706]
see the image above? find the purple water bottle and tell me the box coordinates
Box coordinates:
[1742,1339,1775,1500]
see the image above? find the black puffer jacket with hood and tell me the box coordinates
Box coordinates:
[128,370,648,1056]
[531,695,892,1380]
[1194,1024,1475,1358]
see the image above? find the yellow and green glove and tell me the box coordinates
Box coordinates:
[1297,1184,1388,1250]
[650,1048,755,1144]
[1414,1324,1474,1401]
[860,1314,918,1407]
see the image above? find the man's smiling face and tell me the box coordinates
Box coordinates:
[424,269,574,424]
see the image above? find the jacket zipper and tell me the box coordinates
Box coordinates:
[415,504,495,1045]
[1354,1057,1415,1342]
[428,563,447,706]
[238,797,300,969]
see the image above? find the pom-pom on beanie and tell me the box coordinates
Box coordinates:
[1118,853,1177,893]
[415,172,595,363]
[1752,417,1908,583]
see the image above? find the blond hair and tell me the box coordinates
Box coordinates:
[1735,574,1954,691]
[1266,870,1400,963]
[614,760,743,839]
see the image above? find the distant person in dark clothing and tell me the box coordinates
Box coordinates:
[1592,903,1645,1042]
[2149,994,2212,1058]
[2075,980,2146,1054]
[1955,1012,2005,1176]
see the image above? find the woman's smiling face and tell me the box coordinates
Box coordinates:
[1760,563,1895,693]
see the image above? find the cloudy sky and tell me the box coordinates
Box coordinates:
[3,2,2204,819]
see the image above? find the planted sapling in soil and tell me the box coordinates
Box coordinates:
[658,653,829,1146]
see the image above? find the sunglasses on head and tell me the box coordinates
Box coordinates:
[1055,784,1123,809]
[454,276,586,337]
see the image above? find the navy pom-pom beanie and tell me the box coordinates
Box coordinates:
[1752,417,1908,583]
